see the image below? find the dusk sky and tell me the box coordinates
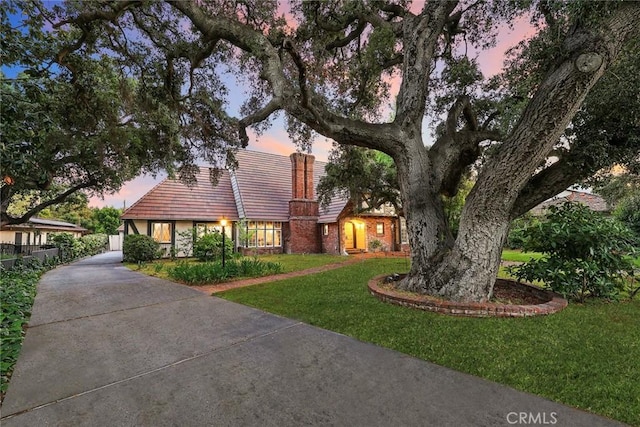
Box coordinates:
[10,5,533,209]
[90,14,536,209]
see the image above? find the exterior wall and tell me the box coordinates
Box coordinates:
[240,247,284,256]
[1,229,82,245]
[320,223,341,255]
[124,219,236,258]
[339,216,399,253]
[363,216,396,252]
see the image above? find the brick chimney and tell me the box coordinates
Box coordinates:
[288,153,320,253]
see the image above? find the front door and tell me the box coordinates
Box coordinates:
[344,222,356,249]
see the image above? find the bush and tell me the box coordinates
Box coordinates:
[193,232,233,262]
[80,234,108,256]
[168,258,282,285]
[506,214,539,250]
[509,203,637,301]
[123,234,160,263]
[615,193,640,240]
[48,232,77,261]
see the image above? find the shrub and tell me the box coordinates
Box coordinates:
[509,203,637,301]
[369,239,383,252]
[123,234,160,263]
[48,232,77,261]
[193,232,233,262]
[80,234,108,256]
[615,193,640,240]
[506,214,539,250]
[168,258,282,285]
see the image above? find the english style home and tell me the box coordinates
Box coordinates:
[121,150,409,256]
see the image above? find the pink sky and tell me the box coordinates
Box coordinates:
[89,12,535,209]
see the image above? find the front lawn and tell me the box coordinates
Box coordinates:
[219,258,640,426]
[125,253,348,281]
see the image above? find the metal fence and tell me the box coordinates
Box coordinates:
[0,243,60,270]
[1,242,57,256]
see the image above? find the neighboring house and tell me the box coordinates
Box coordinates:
[0,217,88,246]
[121,151,409,256]
[530,189,609,215]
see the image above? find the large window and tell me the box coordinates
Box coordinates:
[196,222,223,237]
[152,222,172,243]
[400,218,409,244]
[246,221,282,248]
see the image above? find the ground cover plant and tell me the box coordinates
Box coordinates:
[0,262,46,400]
[219,258,640,426]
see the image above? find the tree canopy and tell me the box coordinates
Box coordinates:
[4,0,639,302]
[1,1,195,226]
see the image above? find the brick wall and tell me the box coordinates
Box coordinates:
[320,223,341,254]
[288,153,321,253]
[362,217,396,252]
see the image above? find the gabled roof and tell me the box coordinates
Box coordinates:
[121,150,351,223]
[231,150,350,222]
[1,217,87,232]
[532,189,609,214]
[122,168,239,221]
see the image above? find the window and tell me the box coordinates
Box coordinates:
[152,222,172,243]
[246,221,282,248]
[323,224,329,235]
[195,222,223,237]
[376,222,384,235]
[400,218,409,244]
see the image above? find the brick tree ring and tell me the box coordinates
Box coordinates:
[368,275,567,318]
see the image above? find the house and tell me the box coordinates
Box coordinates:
[121,151,409,256]
[0,217,88,246]
[530,189,609,215]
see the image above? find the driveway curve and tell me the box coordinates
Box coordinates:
[1,252,624,426]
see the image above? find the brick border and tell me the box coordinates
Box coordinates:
[368,275,567,318]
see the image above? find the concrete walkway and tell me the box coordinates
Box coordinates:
[0,252,625,426]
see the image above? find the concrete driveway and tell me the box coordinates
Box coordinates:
[0,252,624,426]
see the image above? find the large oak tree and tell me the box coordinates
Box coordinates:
[16,0,640,302]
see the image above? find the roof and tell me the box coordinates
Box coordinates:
[121,150,351,223]
[122,169,239,221]
[532,190,609,214]
[1,217,87,232]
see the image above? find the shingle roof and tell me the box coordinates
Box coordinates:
[121,150,351,223]
[232,151,292,221]
[532,190,609,214]
[1,217,87,232]
[122,168,239,221]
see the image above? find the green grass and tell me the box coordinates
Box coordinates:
[219,258,640,426]
[501,249,544,263]
[125,253,347,278]
[247,253,347,272]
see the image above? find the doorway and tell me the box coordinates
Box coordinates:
[343,220,366,251]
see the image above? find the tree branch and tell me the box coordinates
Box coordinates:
[238,98,282,146]
[395,1,458,126]
[325,21,367,50]
[1,179,98,227]
[510,159,582,219]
